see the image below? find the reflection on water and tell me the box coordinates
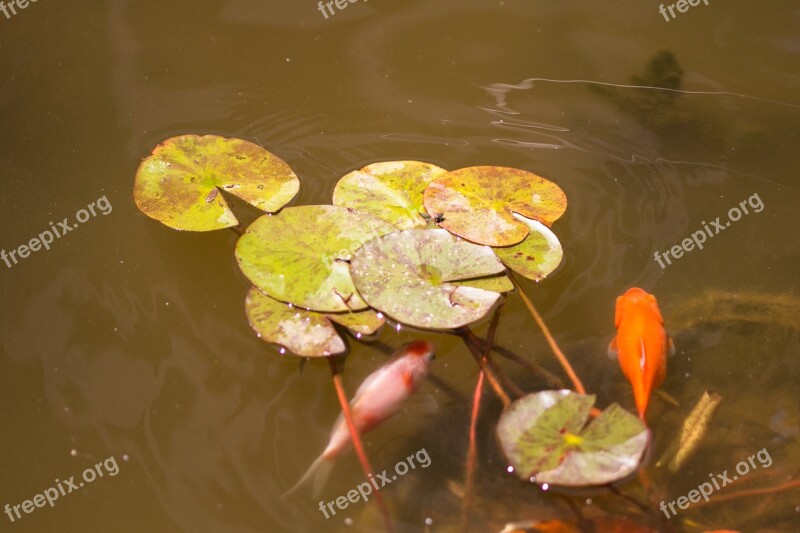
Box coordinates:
[1,0,798,531]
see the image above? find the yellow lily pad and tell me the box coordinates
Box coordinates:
[235,205,396,312]
[245,288,386,356]
[245,287,345,357]
[134,135,299,231]
[333,161,448,229]
[495,216,564,281]
[423,166,567,246]
[326,309,386,336]
[453,273,514,293]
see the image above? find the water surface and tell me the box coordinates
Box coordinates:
[1,1,798,531]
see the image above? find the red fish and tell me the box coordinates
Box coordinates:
[608,288,672,419]
[284,340,435,497]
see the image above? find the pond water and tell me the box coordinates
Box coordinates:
[1,1,798,532]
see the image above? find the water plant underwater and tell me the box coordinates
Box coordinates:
[133,134,798,532]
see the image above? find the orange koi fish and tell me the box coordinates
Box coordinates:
[608,287,673,419]
[284,340,435,497]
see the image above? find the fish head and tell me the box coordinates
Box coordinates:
[615,287,663,326]
[397,340,435,390]
[403,340,436,362]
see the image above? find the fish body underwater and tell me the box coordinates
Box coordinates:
[609,287,672,420]
[284,340,435,497]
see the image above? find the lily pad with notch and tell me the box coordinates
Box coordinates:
[134,135,300,231]
[423,166,567,246]
[496,390,648,487]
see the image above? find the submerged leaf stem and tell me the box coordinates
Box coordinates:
[511,273,587,395]
[462,298,505,532]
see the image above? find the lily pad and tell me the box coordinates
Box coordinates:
[423,166,567,246]
[333,161,448,229]
[236,205,396,312]
[349,229,506,329]
[326,309,386,336]
[134,135,300,231]
[452,273,514,293]
[495,215,564,281]
[497,390,648,487]
[245,287,345,357]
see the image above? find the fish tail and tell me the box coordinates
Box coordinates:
[281,453,335,499]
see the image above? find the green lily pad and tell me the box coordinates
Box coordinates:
[134,135,300,231]
[495,216,564,281]
[326,309,386,336]
[349,229,506,329]
[423,166,567,246]
[333,161,448,229]
[245,287,345,357]
[236,205,396,312]
[453,273,514,293]
[496,390,648,487]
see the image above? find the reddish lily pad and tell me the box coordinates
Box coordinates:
[423,166,567,246]
[134,135,299,231]
[497,390,648,487]
[235,205,396,312]
[333,161,448,229]
[349,229,506,329]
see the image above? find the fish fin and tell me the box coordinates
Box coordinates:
[607,337,618,360]
[614,296,623,328]
[282,453,335,499]
[310,457,335,498]
[667,336,675,357]
[421,393,439,415]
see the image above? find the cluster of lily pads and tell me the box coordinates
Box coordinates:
[134,134,648,489]
[134,134,566,354]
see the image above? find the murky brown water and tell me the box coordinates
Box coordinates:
[1,1,798,532]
